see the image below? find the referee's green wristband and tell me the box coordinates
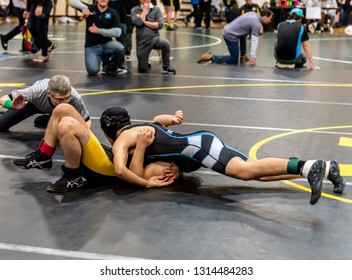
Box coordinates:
[3,100,12,109]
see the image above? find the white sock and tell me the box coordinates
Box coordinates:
[301,160,329,178]
[324,161,330,179]
[301,160,316,177]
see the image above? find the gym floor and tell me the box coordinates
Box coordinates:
[0,21,352,260]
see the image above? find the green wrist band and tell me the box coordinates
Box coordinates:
[3,100,12,109]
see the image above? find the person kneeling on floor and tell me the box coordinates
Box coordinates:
[274,8,319,70]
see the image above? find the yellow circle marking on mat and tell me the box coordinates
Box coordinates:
[248,125,352,204]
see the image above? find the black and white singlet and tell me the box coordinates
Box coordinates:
[124,123,249,175]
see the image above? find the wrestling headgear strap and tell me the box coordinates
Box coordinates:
[100,107,131,140]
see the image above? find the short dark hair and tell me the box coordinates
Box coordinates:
[260,8,273,17]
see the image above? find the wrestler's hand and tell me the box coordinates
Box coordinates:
[136,128,155,147]
[171,110,183,125]
[146,175,175,188]
[11,94,28,110]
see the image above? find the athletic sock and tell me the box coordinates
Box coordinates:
[300,160,316,177]
[287,157,306,174]
[62,166,81,178]
[324,161,331,179]
[39,139,56,157]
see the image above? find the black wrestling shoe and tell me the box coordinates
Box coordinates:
[307,160,326,205]
[13,150,52,171]
[47,166,85,193]
[33,114,50,129]
[328,160,346,194]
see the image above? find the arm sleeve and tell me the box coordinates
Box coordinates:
[99,27,122,38]
[250,35,259,58]
[69,0,88,11]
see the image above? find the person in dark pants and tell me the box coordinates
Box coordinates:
[183,0,200,27]
[198,0,211,28]
[0,0,26,51]
[274,8,318,69]
[24,0,56,62]
[131,0,176,74]
[0,75,91,132]
[125,0,140,58]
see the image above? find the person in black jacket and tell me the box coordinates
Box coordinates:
[69,0,126,75]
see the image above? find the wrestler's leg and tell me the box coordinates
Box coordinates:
[44,103,88,149]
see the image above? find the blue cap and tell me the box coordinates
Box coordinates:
[290,8,304,18]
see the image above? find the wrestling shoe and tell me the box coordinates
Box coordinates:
[13,150,53,171]
[307,160,326,205]
[47,165,85,193]
[327,160,346,194]
[163,66,176,75]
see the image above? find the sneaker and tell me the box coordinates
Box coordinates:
[162,66,176,75]
[240,54,250,62]
[102,64,117,74]
[307,160,326,205]
[308,23,315,34]
[197,51,212,63]
[327,161,346,194]
[0,34,8,51]
[329,26,334,35]
[275,62,295,69]
[33,114,50,128]
[13,150,53,171]
[47,166,85,193]
[116,68,128,75]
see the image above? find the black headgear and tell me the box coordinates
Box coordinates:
[100,107,131,140]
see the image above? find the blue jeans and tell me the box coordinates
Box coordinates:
[84,41,125,75]
[212,36,247,64]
